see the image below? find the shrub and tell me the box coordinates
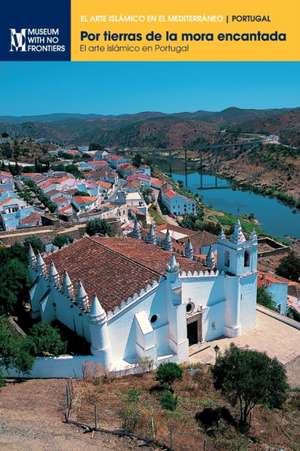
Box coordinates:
[52,235,73,249]
[257,287,277,311]
[28,322,66,356]
[160,390,178,411]
[86,218,114,237]
[277,252,300,282]
[0,317,34,374]
[23,236,44,253]
[120,388,142,432]
[156,362,183,389]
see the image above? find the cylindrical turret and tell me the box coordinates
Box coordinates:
[89,294,111,369]
[184,238,193,259]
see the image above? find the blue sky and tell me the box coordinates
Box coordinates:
[0,62,299,116]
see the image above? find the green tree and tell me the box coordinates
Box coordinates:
[212,344,288,427]
[0,318,34,374]
[257,287,277,311]
[277,252,300,282]
[28,322,66,356]
[23,236,44,253]
[86,218,114,237]
[74,190,90,197]
[156,362,183,390]
[89,143,104,151]
[53,235,73,249]
[132,153,142,168]
[64,164,83,179]
[0,259,29,314]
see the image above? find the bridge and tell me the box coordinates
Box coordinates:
[127,138,264,189]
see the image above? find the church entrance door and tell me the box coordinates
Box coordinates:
[187,320,198,345]
[187,310,203,346]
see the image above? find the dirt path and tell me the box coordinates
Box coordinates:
[0,379,138,450]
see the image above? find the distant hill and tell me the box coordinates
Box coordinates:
[1,107,300,148]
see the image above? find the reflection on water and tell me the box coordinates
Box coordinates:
[172,172,300,239]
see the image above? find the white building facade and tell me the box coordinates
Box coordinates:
[28,220,257,371]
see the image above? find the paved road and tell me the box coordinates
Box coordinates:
[0,224,86,240]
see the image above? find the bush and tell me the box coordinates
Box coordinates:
[121,388,142,432]
[156,362,183,389]
[257,287,277,311]
[160,390,177,411]
[28,322,66,356]
[0,317,34,374]
[86,218,114,237]
[52,235,73,249]
[277,252,300,282]
[24,236,44,253]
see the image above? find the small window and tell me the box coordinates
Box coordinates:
[150,314,158,324]
[244,250,250,267]
[225,251,230,267]
[186,302,194,313]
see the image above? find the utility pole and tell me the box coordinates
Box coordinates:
[200,152,203,189]
[168,148,172,175]
[215,154,218,187]
[184,148,188,187]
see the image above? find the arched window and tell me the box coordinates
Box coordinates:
[244,250,250,267]
[150,314,158,324]
[224,251,230,267]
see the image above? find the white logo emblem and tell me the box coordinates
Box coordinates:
[10,29,27,52]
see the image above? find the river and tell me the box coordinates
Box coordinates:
[172,172,300,239]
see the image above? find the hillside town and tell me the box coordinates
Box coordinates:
[1,138,299,317]
[1,136,300,450]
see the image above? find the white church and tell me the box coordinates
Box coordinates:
[28,220,258,370]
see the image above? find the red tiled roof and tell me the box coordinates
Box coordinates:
[90,160,107,166]
[73,196,97,204]
[20,212,41,225]
[44,236,203,312]
[97,181,112,189]
[65,149,80,155]
[257,271,290,287]
[58,205,73,215]
[109,155,122,160]
[164,189,176,199]
[0,197,16,206]
[39,179,55,189]
[53,197,68,204]
[151,177,163,187]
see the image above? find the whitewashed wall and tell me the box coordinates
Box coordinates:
[239,273,257,331]
[181,274,226,341]
[107,280,168,364]
[266,282,288,315]
[4,355,99,379]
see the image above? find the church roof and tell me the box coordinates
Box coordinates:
[44,236,202,312]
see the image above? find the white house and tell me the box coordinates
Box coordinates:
[160,184,197,216]
[28,220,257,371]
[258,271,288,315]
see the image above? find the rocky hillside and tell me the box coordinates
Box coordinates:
[1,107,300,148]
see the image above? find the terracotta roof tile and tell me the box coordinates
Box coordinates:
[44,236,204,312]
[73,196,97,204]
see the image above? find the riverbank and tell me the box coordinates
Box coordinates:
[152,166,267,239]
[154,140,300,209]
